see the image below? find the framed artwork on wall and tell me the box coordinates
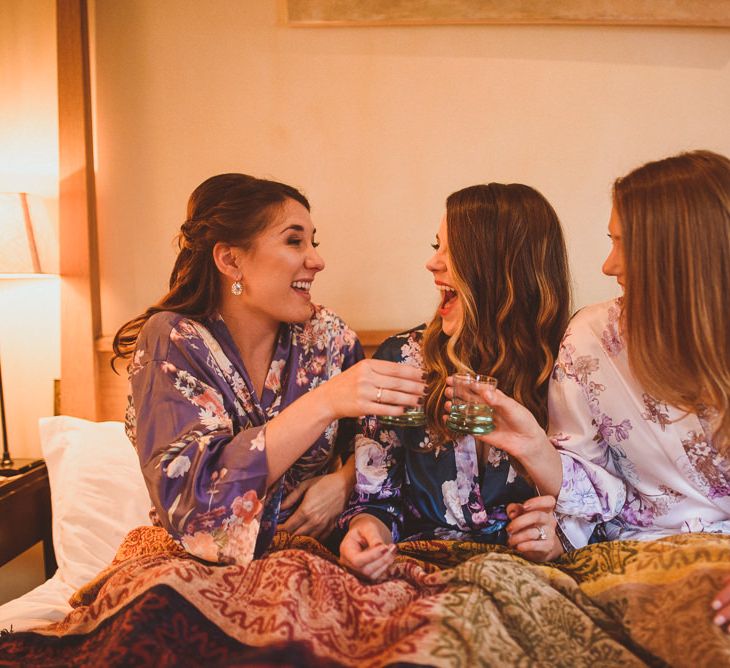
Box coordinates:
[283,0,730,28]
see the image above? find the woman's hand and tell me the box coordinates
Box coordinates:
[506,495,564,562]
[319,359,426,421]
[444,380,563,497]
[445,381,547,461]
[278,468,350,540]
[339,514,397,581]
[711,579,730,632]
[264,361,424,485]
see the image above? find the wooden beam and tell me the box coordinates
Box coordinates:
[57,0,100,420]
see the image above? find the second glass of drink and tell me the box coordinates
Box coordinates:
[446,373,497,435]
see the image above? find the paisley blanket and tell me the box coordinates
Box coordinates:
[1,528,730,667]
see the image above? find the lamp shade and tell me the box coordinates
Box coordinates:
[0,192,57,276]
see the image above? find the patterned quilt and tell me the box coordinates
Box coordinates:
[1,528,730,667]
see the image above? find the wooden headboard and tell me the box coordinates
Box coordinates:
[93,329,399,422]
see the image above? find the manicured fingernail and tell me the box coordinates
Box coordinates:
[421,372,427,380]
[712,600,722,611]
[714,614,726,626]
[387,544,397,553]
[417,396,425,405]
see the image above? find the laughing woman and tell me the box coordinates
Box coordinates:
[112,174,425,565]
[338,183,571,580]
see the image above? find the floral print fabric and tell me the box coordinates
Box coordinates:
[126,305,363,565]
[551,298,730,547]
[339,328,534,543]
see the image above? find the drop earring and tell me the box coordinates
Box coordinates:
[231,279,243,296]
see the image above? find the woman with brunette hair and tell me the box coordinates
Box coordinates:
[466,150,730,562]
[338,183,572,580]
[113,173,425,565]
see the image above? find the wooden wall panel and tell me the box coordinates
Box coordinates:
[57,0,100,420]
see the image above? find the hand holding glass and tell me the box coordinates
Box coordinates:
[446,373,497,435]
[378,404,425,427]
[378,363,426,428]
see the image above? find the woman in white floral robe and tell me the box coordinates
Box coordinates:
[470,151,730,562]
[550,297,730,548]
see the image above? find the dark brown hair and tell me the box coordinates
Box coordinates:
[112,173,309,366]
[614,150,730,449]
[422,183,571,443]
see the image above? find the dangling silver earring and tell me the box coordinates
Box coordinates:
[231,280,243,296]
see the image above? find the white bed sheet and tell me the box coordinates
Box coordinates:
[0,573,74,633]
[0,416,152,634]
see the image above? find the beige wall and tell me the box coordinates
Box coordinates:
[2,0,730,459]
[0,0,59,459]
[94,0,730,335]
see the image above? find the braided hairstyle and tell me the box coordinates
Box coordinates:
[112,173,309,368]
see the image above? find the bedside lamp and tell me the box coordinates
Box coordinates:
[0,192,52,476]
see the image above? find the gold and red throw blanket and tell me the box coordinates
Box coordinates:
[2,528,730,666]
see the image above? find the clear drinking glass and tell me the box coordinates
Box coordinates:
[445,373,497,435]
[378,405,426,428]
[378,362,426,428]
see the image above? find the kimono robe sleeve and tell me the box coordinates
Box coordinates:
[130,319,270,566]
[338,335,410,541]
[338,421,406,541]
[548,331,629,548]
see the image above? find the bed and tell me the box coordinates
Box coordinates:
[2,415,730,666]
[2,5,729,662]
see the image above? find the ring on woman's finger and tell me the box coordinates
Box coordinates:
[536,525,547,541]
[376,387,383,403]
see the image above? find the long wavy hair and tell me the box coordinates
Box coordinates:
[422,183,571,444]
[112,173,309,367]
[614,149,730,450]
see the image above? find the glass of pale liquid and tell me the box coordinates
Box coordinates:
[446,373,497,435]
[378,405,426,428]
[378,362,426,428]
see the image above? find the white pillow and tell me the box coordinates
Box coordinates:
[39,416,152,589]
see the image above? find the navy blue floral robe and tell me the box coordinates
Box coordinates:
[339,328,534,543]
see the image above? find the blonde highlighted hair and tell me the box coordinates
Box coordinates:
[423,184,571,444]
[614,149,730,449]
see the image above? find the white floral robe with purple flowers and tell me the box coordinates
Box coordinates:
[551,298,730,548]
[125,305,362,566]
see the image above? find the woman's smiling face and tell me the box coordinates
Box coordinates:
[425,213,462,337]
[235,198,325,326]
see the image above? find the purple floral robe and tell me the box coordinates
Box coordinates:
[550,298,730,548]
[125,305,363,565]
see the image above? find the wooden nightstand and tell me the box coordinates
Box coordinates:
[0,462,57,579]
